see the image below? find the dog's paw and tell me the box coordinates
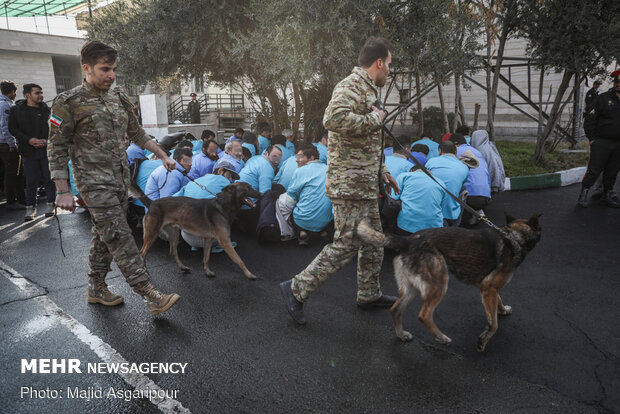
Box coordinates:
[398,331,413,342]
[436,334,452,345]
[180,266,190,273]
[204,270,216,278]
[477,333,488,352]
[245,273,258,280]
[498,305,512,316]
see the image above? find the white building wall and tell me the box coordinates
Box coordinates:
[0,50,58,97]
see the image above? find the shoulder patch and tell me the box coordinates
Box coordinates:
[49,114,63,127]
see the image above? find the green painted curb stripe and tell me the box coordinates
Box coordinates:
[509,173,561,190]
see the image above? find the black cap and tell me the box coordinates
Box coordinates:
[449,133,466,146]
[593,80,602,85]
[190,92,197,97]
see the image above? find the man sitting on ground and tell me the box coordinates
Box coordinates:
[238,145,283,194]
[242,131,258,157]
[451,133,491,223]
[145,147,192,200]
[257,123,272,155]
[425,140,469,226]
[392,164,446,235]
[274,145,304,190]
[271,133,294,163]
[409,143,429,166]
[227,127,244,143]
[215,139,244,173]
[384,147,414,196]
[282,128,296,154]
[411,134,440,159]
[284,145,334,246]
[312,130,328,164]
[189,138,219,179]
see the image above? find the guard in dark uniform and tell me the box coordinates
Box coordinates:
[187,92,201,124]
[584,80,602,113]
[578,71,620,208]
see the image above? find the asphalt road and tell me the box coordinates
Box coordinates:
[0,183,618,413]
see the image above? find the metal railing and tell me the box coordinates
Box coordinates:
[167,93,245,124]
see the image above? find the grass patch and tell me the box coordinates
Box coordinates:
[495,141,589,177]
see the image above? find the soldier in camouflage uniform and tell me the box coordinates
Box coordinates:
[280,37,399,325]
[48,41,180,316]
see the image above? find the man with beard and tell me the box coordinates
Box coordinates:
[280,37,399,324]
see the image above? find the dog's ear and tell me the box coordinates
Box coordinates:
[528,213,542,230]
[504,211,517,224]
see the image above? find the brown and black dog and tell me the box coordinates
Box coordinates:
[132,181,262,280]
[357,213,541,352]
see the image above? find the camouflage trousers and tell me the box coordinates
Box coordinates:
[291,198,384,303]
[81,186,149,287]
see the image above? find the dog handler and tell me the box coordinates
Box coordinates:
[48,41,180,316]
[280,37,399,324]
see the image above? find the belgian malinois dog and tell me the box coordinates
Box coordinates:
[133,181,262,279]
[357,213,541,352]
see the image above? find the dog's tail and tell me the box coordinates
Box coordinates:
[128,181,151,209]
[356,219,410,252]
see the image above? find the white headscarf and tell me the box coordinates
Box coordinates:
[471,130,505,192]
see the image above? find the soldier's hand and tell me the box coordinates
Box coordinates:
[55,193,76,212]
[382,172,399,195]
[372,106,387,122]
[162,157,177,172]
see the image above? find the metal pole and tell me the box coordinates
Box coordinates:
[43,1,50,35]
[4,4,9,30]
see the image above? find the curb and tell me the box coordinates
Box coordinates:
[504,166,586,191]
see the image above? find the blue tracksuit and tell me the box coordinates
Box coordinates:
[385,154,414,198]
[242,142,256,157]
[258,135,271,155]
[126,142,147,165]
[425,154,469,220]
[276,144,294,163]
[191,139,203,155]
[411,138,440,159]
[393,171,445,234]
[274,156,298,190]
[215,152,243,173]
[238,155,275,194]
[457,145,491,198]
[189,152,215,179]
[312,142,328,164]
[286,161,333,232]
[286,140,295,154]
[145,160,189,200]
[175,174,230,199]
[132,159,162,207]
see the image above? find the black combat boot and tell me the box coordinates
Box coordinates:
[577,187,589,208]
[601,190,620,208]
[280,280,306,325]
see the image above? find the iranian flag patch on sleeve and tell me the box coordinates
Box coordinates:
[49,114,63,127]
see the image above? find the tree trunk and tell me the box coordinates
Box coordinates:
[534,68,546,162]
[415,71,424,136]
[473,103,481,130]
[292,82,303,136]
[437,80,449,134]
[453,73,461,132]
[533,70,574,163]
[487,23,510,141]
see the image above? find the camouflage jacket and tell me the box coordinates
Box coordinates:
[47,81,149,190]
[323,66,388,200]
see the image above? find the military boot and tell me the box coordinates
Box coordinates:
[133,282,180,316]
[601,190,620,208]
[87,276,124,306]
[577,187,589,208]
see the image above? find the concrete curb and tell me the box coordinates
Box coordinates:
[504,166,586,191]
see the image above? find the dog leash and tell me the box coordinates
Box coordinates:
[377,103,507,236]
[52,170,172,257]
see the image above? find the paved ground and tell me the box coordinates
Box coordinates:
[0,183,618,413]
